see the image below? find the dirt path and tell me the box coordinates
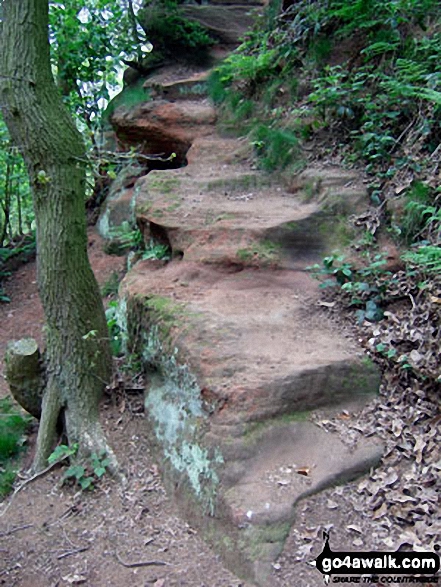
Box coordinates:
[0,231,251,587]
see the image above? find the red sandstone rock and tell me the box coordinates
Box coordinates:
[111,100,216,163]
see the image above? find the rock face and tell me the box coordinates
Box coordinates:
[110,100,217,163]
[111,71,384,586]
[102,7,384,582]
[181,4,260,44]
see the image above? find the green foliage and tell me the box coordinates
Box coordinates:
[139,0,213,60]
[48,444,111,491]
[397,182,440,244]
[48,443,79,465]
[141,239,171,261]
[215,0,441,175]
[309,253,393,323]
[0,117,33,248]
[106,221,144,255]
[101,271,122,298]
[103,79,152,123]
[216,47,280,88]
[49,1,140,128]
[251,125,299,172]
[106,300,124,356]
[402,245,441,275]
[0,397,31,497]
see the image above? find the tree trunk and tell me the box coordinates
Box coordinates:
[4,338,45,420]
[0,0,114,472]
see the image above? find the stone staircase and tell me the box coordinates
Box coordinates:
[99,20,384,587]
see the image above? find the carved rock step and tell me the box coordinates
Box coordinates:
[135,135,368,267]
[182,4,261,45]
[219,421,383,584]
[121,258,382,585]
[144,71,210,102]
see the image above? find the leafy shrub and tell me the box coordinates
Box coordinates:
[141,239,171,261]
[309,253,393,323]
[105,221,144,255]
[399,182,435,243]
[251,125,299,171]
[139,0,213,60]
[106,300,125,357]
[402,244,441,274]
[0,397,31,496]
[48,444,111,491]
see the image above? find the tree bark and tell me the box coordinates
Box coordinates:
[0,0,114,471]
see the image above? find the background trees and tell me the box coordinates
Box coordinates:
[0,0,113,471]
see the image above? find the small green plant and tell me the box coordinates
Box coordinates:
[106,221,144,255]
[237,240,281,265]
[251,124,300,171]
[402,244,441,274]
[48,443,79,465]
[48,444,111,491]
[0,397,32,496]
[141,239,171,261]
[309,253,392,323]
[399,182,438,243]
[140,0,214,61]
[106,300,124,356]
[101,271,121,298]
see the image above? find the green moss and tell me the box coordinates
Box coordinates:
[178,82,208,96]
[237,240,281,265]
[207,174,266,193]
[214,212,236,223]
[145,295,184,332]
[239,522,291,560]
[102,79,151,123]
[166,201,182,212]
[148,175,181,194]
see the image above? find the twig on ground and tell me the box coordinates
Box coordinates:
[115,551,172,568]
[0,523,34,536]
[57,545,90,560]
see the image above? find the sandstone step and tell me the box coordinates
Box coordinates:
[219,420,382,584]
[144,71,210,102]
[120,258,382,585]
[110,99,216,161]
[134,135,369,267]
[108,51,382,587]
[182,5,261,45]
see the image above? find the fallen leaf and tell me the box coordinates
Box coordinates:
[372,502,388,520]
[347,524,363,534]
[296,543,313,561]
[317,300,336,308]
[296,467,311,477]
[62,575,87,585]
[383,469,399,486]
[326,500,338,510]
